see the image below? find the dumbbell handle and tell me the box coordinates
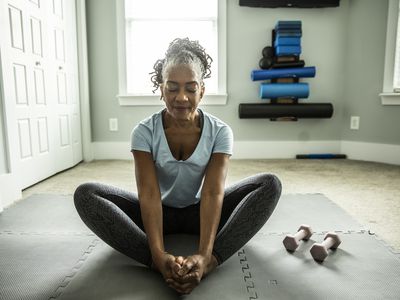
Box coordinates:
[320,236,336,249]
[293,228,309,241]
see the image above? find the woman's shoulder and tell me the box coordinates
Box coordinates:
[135,110,163,131]
[202,110,231,129]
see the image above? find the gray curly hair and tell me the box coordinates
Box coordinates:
[150,38,213,93]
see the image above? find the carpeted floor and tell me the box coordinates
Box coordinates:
[20,159,400,251]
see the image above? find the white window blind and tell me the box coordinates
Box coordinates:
[124,0,219,96]
[393,1,400,91]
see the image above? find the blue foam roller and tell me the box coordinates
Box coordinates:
[251,67,316,81]
[275,45,301,56]
[275,21,302,29]
[276,32,302,38]
[259,83,309,99]
[274,37,301,47]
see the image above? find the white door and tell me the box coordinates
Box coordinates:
[0,0,82,189]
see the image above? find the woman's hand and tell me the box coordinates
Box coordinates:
[166,254,218,294]
[152,252,183,287]
[153,253,196,294]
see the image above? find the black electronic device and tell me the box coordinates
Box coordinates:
[239,0,340,8]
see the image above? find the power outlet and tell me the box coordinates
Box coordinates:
[350,116,360,130]
[109,118,118,131]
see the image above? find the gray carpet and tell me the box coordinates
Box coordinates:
[0,194,399,300]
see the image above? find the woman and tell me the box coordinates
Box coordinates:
[74,38,282,295]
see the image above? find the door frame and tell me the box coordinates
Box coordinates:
[76,0,92,163]
[0,0,92,210]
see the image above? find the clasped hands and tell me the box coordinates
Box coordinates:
[153,252,215,295]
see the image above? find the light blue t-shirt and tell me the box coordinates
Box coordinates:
[131,109,233,208]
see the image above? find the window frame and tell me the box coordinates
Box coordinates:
[380,0,400,105]
[116,0,227,106]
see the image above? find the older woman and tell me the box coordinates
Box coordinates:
[74,38,281,295]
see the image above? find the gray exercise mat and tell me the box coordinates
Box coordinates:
[0,194,91,234]
[0,234,96,300]
[56,236,246,300]
[261,193,365,234]
[1,193,399,300]
[244,233,400,300]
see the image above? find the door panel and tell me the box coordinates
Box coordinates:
[29,16,42,56]
[13,63,28,104]
[8,5,24,51]
[37,117,49,153]
[0,0,82,189]
[17,118,32,159]
[33,67,45,104]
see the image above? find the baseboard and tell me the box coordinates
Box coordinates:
[91,140,400,165]
[341,141,400,165]
[233,140,341,159]
[0,173,22,210]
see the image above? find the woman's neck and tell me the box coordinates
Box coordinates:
[163,109,200,130]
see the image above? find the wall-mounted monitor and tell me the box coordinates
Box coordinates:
[239,0,340,8]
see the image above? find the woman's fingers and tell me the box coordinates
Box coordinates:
[175,256,184,265]
[166,278,197,295]
[182,271,201,283]
[179,257,196,276]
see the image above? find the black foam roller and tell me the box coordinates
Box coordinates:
[238,103,334,119]
[272,60,305,69]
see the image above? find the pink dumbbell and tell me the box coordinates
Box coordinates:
[310,232,342,262]
[283,225,313,252]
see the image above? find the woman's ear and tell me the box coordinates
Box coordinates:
[160,84,164,100]
[200,84,205,99]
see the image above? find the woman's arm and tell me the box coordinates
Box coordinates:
[198,152,230,258]
[133,150,190,293]
[133,150,165,261]
[177,152,230,288]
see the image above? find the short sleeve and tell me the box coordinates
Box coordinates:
[213,125,234,155]
[130,124,152,153]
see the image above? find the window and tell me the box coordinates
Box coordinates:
[380,0,400,105]
[393,1,400,92]
[116,0,227,105]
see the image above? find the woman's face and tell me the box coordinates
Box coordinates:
[161,64,204,122]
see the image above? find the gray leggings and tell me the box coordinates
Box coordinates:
[74,173,281,267]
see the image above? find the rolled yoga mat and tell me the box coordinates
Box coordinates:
[259,83,309,98]
[238,103,334,119]
[251,66,315,81]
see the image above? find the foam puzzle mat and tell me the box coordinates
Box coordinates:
[0,194,399,299]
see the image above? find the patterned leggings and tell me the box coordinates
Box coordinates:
[74,173,281,267]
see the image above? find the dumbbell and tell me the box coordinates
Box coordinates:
[259,57,273,69]
[282,225,313,252]
[262,46,274,58]
[310,232,342,262]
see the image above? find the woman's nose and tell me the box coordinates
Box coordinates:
[176,88,189,101]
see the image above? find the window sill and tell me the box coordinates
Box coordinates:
[379,93,400,105]
[117,94,228,106]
